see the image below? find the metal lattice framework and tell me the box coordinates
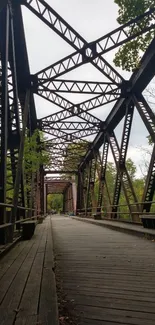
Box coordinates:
[0,0,155,235]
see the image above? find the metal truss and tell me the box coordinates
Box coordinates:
[107,132,139,217]
[42,128,99,141]
[24,1,155,55]
[37,79,116,94]
[25,0,124,85]
[79,36,155,172]
[142,144,155,212]
[26,1,155,84]
[43,137,90,173]
[38,85,120,113]
[111,102,134,218]
[133,95,155,143]
[41,120,100,140]
[97,138,109,211]
[42,121,100,131]
[39,107,101,126]
[1,0,155,227]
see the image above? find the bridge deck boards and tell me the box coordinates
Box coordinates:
[0,217,58,325]
[52,215,155,325]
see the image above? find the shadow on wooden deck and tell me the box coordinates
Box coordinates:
[52,215,155,325]
[0,216,58,325]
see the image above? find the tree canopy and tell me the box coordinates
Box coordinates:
[47,194,63,212]
[114,0,155,71]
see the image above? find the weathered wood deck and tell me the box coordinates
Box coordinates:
[52,215,155,325]
[0,217,58,325]
[1,215,155,325]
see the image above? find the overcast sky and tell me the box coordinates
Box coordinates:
[21,0,153,177]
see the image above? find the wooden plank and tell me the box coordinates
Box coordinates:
[0,240,34,304]
[14,223,47,324]
[63,286,155,302]
[74,305,155,325]
[67,294,155,313]
[0,242,27,280]
[52,215,155,325]
[38,218,59,325]
[0,224,46,325]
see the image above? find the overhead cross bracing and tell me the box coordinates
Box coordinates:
[0,0,155,225]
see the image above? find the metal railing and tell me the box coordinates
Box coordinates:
[77,201,155,224]
[0,202,42,229]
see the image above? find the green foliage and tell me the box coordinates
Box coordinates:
[106,162,116,201]
[47,194,63,212]
[114,0,155,71]
[5,129,50,205]
[24,129,49,174]
[126,158,136,179]
[93,158,145,219]
[24,129,50,192]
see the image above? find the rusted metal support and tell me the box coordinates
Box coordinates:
[107,131,139,221]
[142,144,155,212]
[0,5,9,224]
[133,95,155,143]
[97,138,109,215]
[89,152,98,215]
[40,166,44,215]
[111,102,134,218]
[11,90,30,224]
[85,161,92,217]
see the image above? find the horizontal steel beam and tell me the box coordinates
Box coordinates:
[41,121,100,130]
[44,170,77,174]
[36,79,115,94]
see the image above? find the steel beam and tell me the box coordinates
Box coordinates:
[38,87,120,126]
[38,90,102,125]
[25,0,123,85]
[133,95,155,143]
[142,144,155,212]
[28,2,155,85]
[11,91,30,223]
[0,5,9,223]
[107,132,139,219]
[112,102,134,218]
[97,138,109,212]
[39,107,101,126]
[37,79,115,94]
[79,37,155,170]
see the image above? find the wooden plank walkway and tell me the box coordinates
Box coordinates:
[0,217,58,325]
[52,215,155,325]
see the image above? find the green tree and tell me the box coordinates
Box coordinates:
[126,158,136,179]
[47,194,63,212]
[24,129,50,193]
[105,162,116,202]
[114,0,155,71]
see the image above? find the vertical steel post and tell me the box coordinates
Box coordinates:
[107,131,139,220]
[0,5,9,223]
[85,161,92,217]
[97,138,109,216]
[133,95,155,212]
[111,102,134,218]
[11,90,30,224]
[40,166,44,215]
